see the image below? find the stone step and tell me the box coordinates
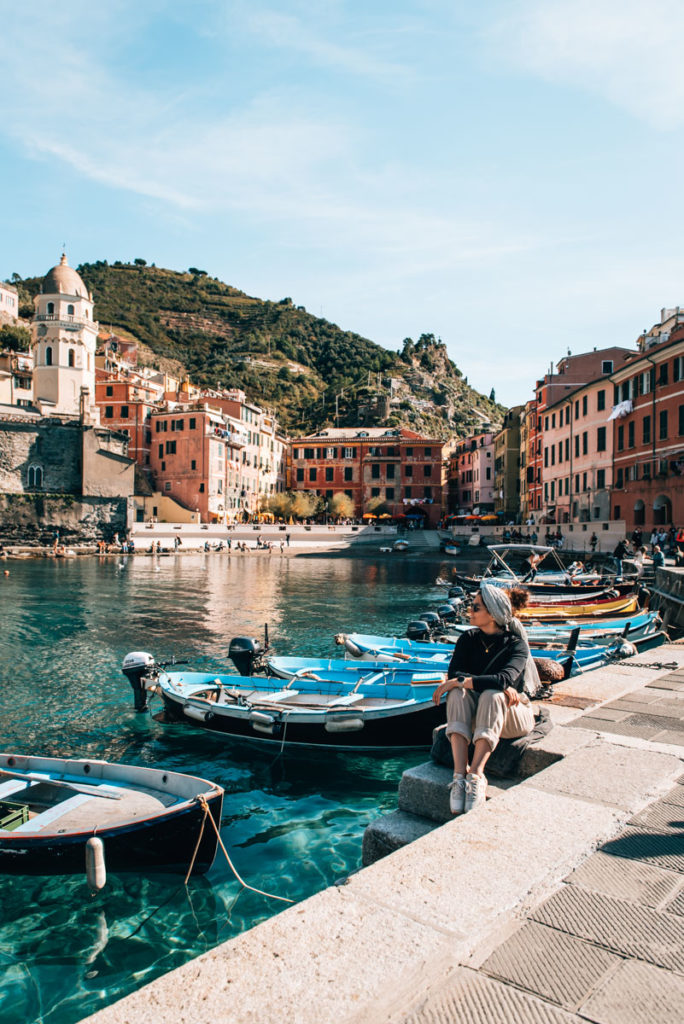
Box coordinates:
[361,809,438,866]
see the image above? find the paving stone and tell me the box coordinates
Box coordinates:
[579,959,684,1024]
[629,801,684,834]
[585,708,631,722]
[624,713,684,732]
[660,784,684,807]
[650,730,684,746]
[480,921,619,1010]
[601,826,684,873]
[531,884,684,972]
[566,718,661,739]
[565,851,682,909]
[646,679,684,691]
[609,689,663,705]
[663,886,684,916]
[398,966,578,1024]
[526,742,681,811]
[608,700,684,718]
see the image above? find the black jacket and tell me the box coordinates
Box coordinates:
[446,628,528,693]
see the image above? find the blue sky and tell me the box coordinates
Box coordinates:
[2,0,684,407]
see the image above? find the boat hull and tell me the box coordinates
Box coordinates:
[0,791,223,876]
[160,689,444,750]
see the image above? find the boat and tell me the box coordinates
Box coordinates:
[0,752,223,876]
[451,544,633,594]
[518,594,640,620]
[393,539,410,551]
[135,664,446,750]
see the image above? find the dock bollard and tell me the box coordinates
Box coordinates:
[86,837,107,892]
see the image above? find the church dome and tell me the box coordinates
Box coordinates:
[41,254,90,299]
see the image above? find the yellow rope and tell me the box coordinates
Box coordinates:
[187,795,294,904]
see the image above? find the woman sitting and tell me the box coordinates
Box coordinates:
[432,584,539,816]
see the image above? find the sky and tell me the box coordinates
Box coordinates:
[2,0,684,407]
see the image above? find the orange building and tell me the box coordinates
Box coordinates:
[289,427,445,525]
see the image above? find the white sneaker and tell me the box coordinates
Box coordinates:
[464,773,487,813]
[449,773,466,814]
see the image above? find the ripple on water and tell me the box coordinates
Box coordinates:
[0,552,473,1024]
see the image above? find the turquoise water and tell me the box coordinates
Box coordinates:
[0,552,467,1024]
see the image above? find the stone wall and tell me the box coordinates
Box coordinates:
[0,493,129,544]
[0,418,81,494]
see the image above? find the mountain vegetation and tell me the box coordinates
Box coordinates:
[12,261,504,435]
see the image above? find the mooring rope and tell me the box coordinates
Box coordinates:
[186,795,294,903]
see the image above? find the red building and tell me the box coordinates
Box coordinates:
[289,427,445,525]
[611,320,684,533]
[95,369,163,466]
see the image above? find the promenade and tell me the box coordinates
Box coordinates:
[82,646,684,1024]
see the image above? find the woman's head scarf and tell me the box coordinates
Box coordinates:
[479,584,541,698]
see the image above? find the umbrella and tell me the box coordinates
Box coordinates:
[378,513,392,519]
[362,512,377,519]
[480,515,499,522]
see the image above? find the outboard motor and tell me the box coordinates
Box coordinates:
[448,586,466,599]
[406,620,431,643]
[418,611,442,634]
[122,652,156,712]
[437,604,457,624]
[229,636,265,676]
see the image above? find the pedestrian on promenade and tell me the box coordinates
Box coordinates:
[613,538,629,576]
[590,532,598,553]
[653,544,665,568]
[431,584,537,816]
[286,533,291,546]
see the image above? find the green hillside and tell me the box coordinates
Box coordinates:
[13,261,504,435]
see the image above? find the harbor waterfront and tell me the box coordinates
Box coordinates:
[0,550,469,1024]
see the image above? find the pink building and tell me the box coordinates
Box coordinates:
[449,432,495,512]
[541,377,613,525]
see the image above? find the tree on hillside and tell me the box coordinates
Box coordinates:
[489,388,496,402]
[0,324,31,352]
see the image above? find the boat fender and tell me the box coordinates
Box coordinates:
[616,640,638,658]
[184,705,209,722]
[344,639,363,659]
[86,837,107,893]
[325,716,365,733]
[249,710,277,735]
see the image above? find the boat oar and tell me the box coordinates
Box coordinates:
[0,768,123,801]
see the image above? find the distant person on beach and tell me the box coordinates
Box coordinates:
[286,533,291,546]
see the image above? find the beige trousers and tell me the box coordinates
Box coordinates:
[445,688,535,752]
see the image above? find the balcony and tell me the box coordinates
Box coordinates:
[35,313,95,329]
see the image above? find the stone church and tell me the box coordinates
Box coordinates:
[0,256,134,542]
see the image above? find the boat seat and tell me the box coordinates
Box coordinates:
[11,794,91,833]
[253,689,300,703]
[328,694,366,707]
[0,779,37,800]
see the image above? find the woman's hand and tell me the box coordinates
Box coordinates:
[504,687,520,707]
[432,676,473,705]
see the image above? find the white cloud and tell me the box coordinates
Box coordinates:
[491,0,684,129]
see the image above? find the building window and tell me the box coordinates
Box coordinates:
[558,442,562,464]
[326,447,336,458]
[158,444,163,458]
[582,395,588,416]
[575,474,580,493]
[574,435,579,458]
[45,346,52,366]
[616,468,623,488]
[564,437,569,461]
[344,447,356,458]
[199,483,205,492]
[67,349,75,367]
[574,400,579,419]
[602,360,613,374]
[582,431,588,455]
[371,487,380,497]
[309,468,317,482]
[105,406,113,418]
[597,390,605,411]
[424,464,432,477]
[680,405,684,435]
[304,448,314,459]
[674,357,683,383]
[371,464,380,479]
[405,465,413,478]
[582,471,587,491]
[344,467,353,481]
[424,486,432,498]
[106,385,113,397]
[386,487,395,499]
[191,459,196,470]
[165,440,176,454]
[597,426,606,452]
[121,405,129,418]
[628,421,635,447]
[27,465,43,488]
[617,425,624,451]
[387,463,395,479]
[642,415,651,445]
[47,302,54,314]
[165,482,172,491]
[659,363,669,386]
[189,418,196,429]
[325,467,333,481]
[597,469,606,489]
[660,410,668,440]
[404,486,412,498]
[296,468,304,481]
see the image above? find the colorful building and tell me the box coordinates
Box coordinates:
[449,431,495,513]
[289,427,445,525]
[494,407,522,521]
